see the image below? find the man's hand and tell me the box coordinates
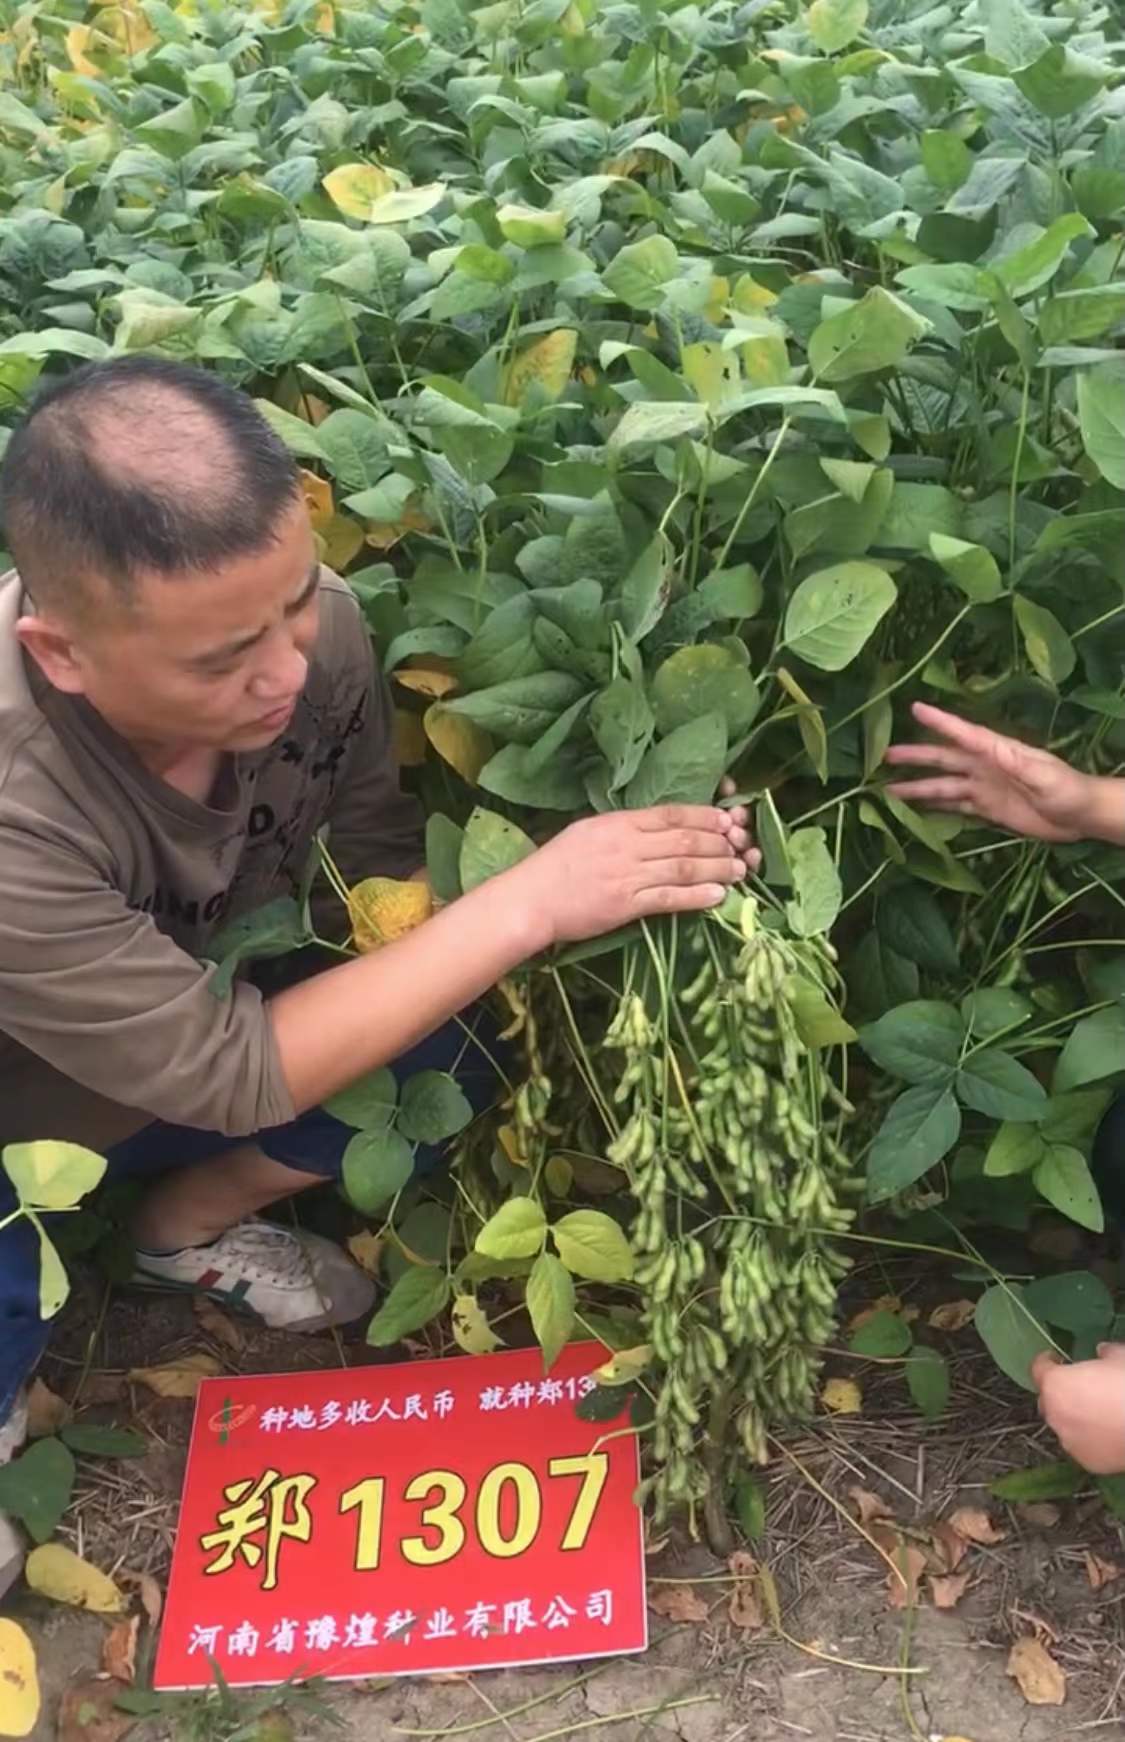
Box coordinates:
[509,804,759,949]
[884,702,1121,843]
[1030,1347,1125,1475]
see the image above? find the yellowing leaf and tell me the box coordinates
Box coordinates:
[65,25,101,75]
[97,3,156,54]
[0,1619,40,1737]
[364,501,431,549]
[732,273,777,313]
[346,1230,384,1275]
[451,1292,504,1354]
[314,512,364,572]
[313,0,335,31]
[682,340,740,408]
[1007,1636,1066,1706]
[502,329,577,406]
[394,663,459,700]
[299,467,333,524]
[821,1378,862,1414]
[394,707,427,766]
[322,162,395,221]
[424,704,493,784]
[497,1124,529,1168]
[347,876,433,951]
[703,275,729,324]
[594,1344,652,1385]
[26,1544,125,1615]
[127,1352,221,1399]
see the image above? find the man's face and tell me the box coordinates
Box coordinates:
[23,498,321,754]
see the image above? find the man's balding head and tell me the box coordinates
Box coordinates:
[0,355,300,620]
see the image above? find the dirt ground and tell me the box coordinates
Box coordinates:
[10,1245,1125,1742]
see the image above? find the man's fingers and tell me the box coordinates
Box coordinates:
[635,882,730,917]
[1096,1343,1125,1367]
[1031,1351,1062,1391]
[884,777,974,810]
[910,701,999,754]
[640,828,741,863]
[639,855,745,891]
[638,804,738,836]
[883,743,971,774]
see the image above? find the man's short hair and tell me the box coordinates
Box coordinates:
[0,355,301,617]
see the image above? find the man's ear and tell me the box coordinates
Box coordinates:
[15,613,88,696]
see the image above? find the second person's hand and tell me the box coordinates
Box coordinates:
[509,803,759,949]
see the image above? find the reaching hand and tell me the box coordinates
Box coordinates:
[884,702,1105,842]
[511,804,759,948]
[1031,1347,1125,1476]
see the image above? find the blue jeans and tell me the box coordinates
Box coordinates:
[0,1012,502,1424]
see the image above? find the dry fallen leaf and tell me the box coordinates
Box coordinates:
[0,1617,40,1737]
[848,1294,902,1331]
[1017,1502,1061,1529]
[25,1545,125,1615]
[192,1297,244,1354]
[101,1616,138,1684]
[346,1230,384,1276]
[1085,1551,1123,1591]
[727,1551,764,1631]
[885,1543,927,1611]
[929,1299,976,1332]
[58,1676,134,1742]
[849,1486,893,1526]
[820,1378,862,1415]
[948,1506,1007,1546]
[117,1570,162,1630]
[127,1352,221,1399]
[930,1521,971,1572]
[1007,1636,1067,1707]
[930,1570,972,1610]
[648,1585,709,1623]
[26,1377,69,1439]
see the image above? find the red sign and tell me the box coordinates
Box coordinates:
[154,1342,647,1689]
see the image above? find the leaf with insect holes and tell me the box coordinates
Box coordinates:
[783,562,896,671]
[0,1620,39,1738]
[451,1293,504,1355]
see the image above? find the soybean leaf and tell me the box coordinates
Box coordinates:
[1022,1271,1114,1337]
[343,1129,415,1214]
[1034,1144,1104,1232]
[956,1049,1047,1122]
[591,678,655,791]
[962,988,1033,1039]
[879,885,959,975]
[208,898,311,998]
[735,1473,767,1544]
[459,807,536,893]
[59,1426,148,1459]
[426,814,464,904]
[551,1210,635,1282]
[984,1121,1047,1177]
[807,287,927,383]
[806,0,867,52]
[906,1347,950,1420]
[366,1267,451,1346]
[990,1462,1083,1502]
[785,827,842,937]
[526,1253,575,1372]
[0,1440,75,1544]
[476,1197,547,1260]
[398,1071,473,1144]
[2,1142,106,1211]
[1078,362,1125,489]
[625,713,727,808]
[974,1283,1053,1392]
[1014,597,1075,687]
[867,1084,961,1202]
[849,1310,912,1358]
[325,1068,398,1132]
[859,1001,963,1086]
[1054,1008,1125,1091]
[651,646,761,739]
[929,534,1004,603]
[783,561,896,671]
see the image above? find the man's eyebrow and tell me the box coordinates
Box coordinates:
[187,563,320,668]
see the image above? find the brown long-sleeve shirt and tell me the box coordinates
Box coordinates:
[0,569,424,1149]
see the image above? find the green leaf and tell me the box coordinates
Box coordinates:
[849,1310,912,1358]
[1096,1475,1125,1519]
[776,668,829,782]
[1078,362,1125,489]
[984,1121,1046,1177]
[34,1221,69,1318]
[651,646,761,739]
[459,807,536,893]
[619,535,672,642]
[867,1085,961,1202]
[343,1129,415,1215]
[785,977,856,1048]
[895,263,990,313]
[859,1001,963,1086]
[444,673,586,744]
[426,814,464,905]
[626,714,727,808]
[929,534,1004,603]
[207,898,311,998]
[591,679,655,792]
[1022,1271,1114,1337]
[990,1462,1083,1502]
[961,987,1033,1039]
[783,561,897,671]
[956,1049,1047,1122]
[476,1197,548,1260]
[1055,1007,1125,1091]
[59,1426,148,1459]
[551,1210,635,1283]
[1,1142,106,1211]
[975,1283,1054,1391]
[1014,44,1107,120]
[921,131,971,193]
[602,235,679,310]
[325,1068,398,1131]
[1040,287,1125,347]
[254,401,329,462]
[699,565,763,621]
[526,1253,575,1372]
[785,827,841,938]
[756,790,792,887]
[906,1347,950,1419]
[366,1267,451,1346]
[368,184,447,226]
[1034,1144,1104,1233]
[609,401,708,452]
[807,288,928,384]
[0,1440,75,1544]
[879,886,959,975]
[1013,597,1075,687]
[398,1071,474,1145]
[992,215,1094,301]
[497,203,567,248]
[735,1473,767,1544]
[806,0,868,54]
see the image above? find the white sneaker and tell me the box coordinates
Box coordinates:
[132,1220,376,1333]
[0,1389,28,1600]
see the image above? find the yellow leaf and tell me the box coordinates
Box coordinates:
[394,707,427,767]
[703,274,729,324]
[595,1344,652,1384]
[731,272,777,314]
[322,162,395,221]
[25,1545,125,1615]
[394,662,459,700]
[313,0,335,31]
[424,704,493,784]
[346,1230,384,1275]
[97,3,156,55]
[347,876,433,951]
[682,340,740,408]
[579,365,598,386]
[602,150,645,177]
[250,0,283,16]
[502,329,577,406]
[299,467,333,524]
[451,1293,505,1355]
[65,25,101,75]
[127,1352,221,1399]
[497,1124,529,1168]
[559,2,585,32]
[0,1620,39,1737]
[364,501,431,550]
[1007,1636,1066,1706]
[820,1378,862,1415]
[313,512,364,572]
